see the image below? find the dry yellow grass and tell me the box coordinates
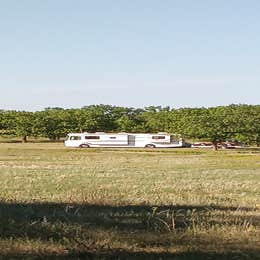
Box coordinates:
[0,143,259,259]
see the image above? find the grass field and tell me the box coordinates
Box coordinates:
[0,143,259,259]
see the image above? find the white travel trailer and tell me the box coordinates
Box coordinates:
[64,132,186,148]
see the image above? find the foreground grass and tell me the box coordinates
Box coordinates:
[0,143,259,259]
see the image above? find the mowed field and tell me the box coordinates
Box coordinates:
[0,143,259,259]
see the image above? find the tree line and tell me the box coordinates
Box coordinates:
[0,104,259,146]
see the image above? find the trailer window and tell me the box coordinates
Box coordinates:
[70,136,81,140]
[85,136,100,139]
[109,136,116,139]
[152,136,165,139]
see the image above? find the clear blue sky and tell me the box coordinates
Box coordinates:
[0,0,259,111]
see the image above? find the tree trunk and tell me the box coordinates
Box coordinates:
[256,136,260,147]
[212,141,218,151]
[22,135,27,143]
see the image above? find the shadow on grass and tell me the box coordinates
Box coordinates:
[0,201,259,259]
[3,250,260,260]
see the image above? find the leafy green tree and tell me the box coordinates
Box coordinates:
[0,104,259,146]
[0,110,17,135]
[168,107,230,150]
[34,109,68,140]
[235,105,260,146]
[116,108,146,132]
[15,111,35,142]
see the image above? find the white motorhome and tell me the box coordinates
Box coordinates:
[64,132,186,148]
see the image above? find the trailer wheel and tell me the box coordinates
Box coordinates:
[79,144,90,148]
[145,144,156,148]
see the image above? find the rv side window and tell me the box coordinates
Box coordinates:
[70,136,81,140]
[85,136,100,139]
[152,136,165,140]
[109,136,116,139]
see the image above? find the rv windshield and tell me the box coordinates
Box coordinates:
[70,136,81,140]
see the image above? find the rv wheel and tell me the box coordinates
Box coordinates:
[145,144,156,148]
[79,144,90,148]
